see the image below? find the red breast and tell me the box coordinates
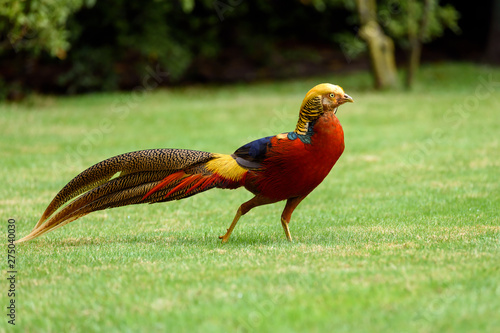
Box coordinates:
[246,112,344,201]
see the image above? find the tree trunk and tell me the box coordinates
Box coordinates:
[485,0,500,64]
[406,0,432,89]
[356,0,398,89]
[406,40,421,89]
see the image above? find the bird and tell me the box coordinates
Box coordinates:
[16,83,353,244]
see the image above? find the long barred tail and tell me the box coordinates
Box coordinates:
[16,148,241,243]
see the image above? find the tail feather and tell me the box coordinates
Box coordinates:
[17,148,248,243]
[18,149,216,243]
[18,179,166,242]
[142,170,186,200]
[34,149,212,229]
[51,170,172,221]
[143,173,220,203]
[19,175,199,243]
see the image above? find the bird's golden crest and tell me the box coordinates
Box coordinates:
[295,83,346,135]
[300,83,345,110]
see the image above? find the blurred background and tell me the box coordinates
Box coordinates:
[0,0,498,100]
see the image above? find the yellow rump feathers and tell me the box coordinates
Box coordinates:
[206,154,247,181]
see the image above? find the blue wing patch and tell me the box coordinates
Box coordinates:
[231,135,273,169]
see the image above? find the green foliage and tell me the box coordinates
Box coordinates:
[334,31,367,61]
[1,63,499,331]
[50,0,345,93]
[0,0,464,96]
[382,0,461,48]
[58,0,197,92]
[0,0,93,56]
[331,0,460,55]
[56,47,119,93]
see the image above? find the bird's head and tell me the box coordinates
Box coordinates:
[295,83,353,135]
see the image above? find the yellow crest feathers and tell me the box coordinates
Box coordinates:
[300,83,345,111]
[294,83,345,135]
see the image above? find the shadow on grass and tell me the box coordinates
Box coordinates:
[24,231,304,248]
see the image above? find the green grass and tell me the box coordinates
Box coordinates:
[1,63,499,332]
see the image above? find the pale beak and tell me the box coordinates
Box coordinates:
[342,94,354,103]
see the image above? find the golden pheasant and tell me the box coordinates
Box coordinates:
[17,84,353,243]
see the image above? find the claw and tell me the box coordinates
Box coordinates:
[219,230,230,243]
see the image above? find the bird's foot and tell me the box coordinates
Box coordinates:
[219,230,231,243]
[281,218,293,242]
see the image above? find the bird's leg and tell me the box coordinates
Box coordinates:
[219,195,276,243]
[280,217,292,242]
[280,196,306,242]
[219,207,242,243]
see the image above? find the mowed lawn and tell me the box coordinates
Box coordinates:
[1,63,499,332]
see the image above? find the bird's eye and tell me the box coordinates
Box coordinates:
[329,93,335,98]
